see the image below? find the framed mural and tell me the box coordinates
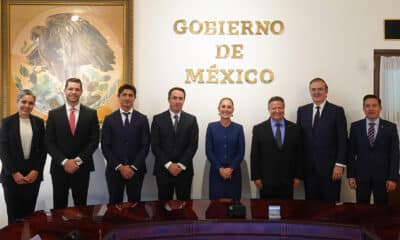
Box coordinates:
[1,0,133,121]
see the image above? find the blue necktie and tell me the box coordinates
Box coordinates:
[275,123,282,149]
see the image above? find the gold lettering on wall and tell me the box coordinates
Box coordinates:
[174,19,284,35]
[175,19,284,84]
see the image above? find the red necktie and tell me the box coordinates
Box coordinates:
[69,107,76,135]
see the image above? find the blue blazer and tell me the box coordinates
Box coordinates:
[347,119,399,182]
[151,110,199,176]
[206,121,245,171]
[297,101,348,177]
[101,109,150,174]
[0,113,46,182]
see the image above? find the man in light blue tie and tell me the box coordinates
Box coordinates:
[251,96,303,199]
[347,94,399,205]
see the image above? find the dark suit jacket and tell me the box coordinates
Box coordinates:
[297,101,347,177]
[101,109,150,174]
[250,118,303,185]
[0,113,46,182]
[45,104,99,174]
[151,110,199,176]
[347,119,399,182]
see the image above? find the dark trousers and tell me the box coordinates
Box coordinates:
[260,183,293,199]
[304,175,341,201]
[51,168,90,209]
[2,179,40,224]
[156,170,193,200]
[356,179,388,205]
[106,169,145,204]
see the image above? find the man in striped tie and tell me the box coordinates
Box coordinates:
[347,94,399,205]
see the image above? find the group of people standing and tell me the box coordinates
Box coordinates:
[0,77,399,225]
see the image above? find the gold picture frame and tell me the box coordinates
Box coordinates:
[1,0,133,121]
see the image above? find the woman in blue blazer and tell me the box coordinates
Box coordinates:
[0,89,46,224]
[206,98,245,199]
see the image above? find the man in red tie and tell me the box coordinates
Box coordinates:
[46,78,99,209]
[347,94,399,205]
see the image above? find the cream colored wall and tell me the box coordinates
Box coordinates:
[1,0,400,228]
[134,0,400,201]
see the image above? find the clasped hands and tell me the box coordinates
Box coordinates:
[219,167,233,180]
[12,170,39,184]
[64,159,81,174]
[168,163,183,176]
[118,165,135,180]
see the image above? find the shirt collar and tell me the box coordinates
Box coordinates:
[270,118,285,127]
[366,117,380,125]
[120,108,133,114]
[313,100,326,110]
[66,103,80,112]
[169,110,181,118]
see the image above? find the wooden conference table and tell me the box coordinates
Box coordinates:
[0,199,399,239]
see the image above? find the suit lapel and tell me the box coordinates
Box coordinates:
[29,115,38,154]
[282,119,292,147]
[360,119,370,147]
[163,111,175,135]
[305,104,314,130]
[129,111,134,127]
[59,105,73,136]
[12,115,25,159]
[176,111,186,136]
[320,102,329,122]
[75,106,83,134]
[374,120,385,146]
[116,110,124,127]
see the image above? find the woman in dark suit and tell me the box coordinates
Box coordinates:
[0,89,46,224]
[206,97,245,199]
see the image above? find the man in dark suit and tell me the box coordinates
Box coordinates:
[46,78,99,209]
[297,78,347,201]
[347,94,399,205]
[151,87,199,200]
[251,96,303,199]
[101,84,150,204]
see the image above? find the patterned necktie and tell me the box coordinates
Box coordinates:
[173,114,179,133]
[69,107,76,135]
[368,122,375,146]
[275,123,282,149]
[123,112,130,127]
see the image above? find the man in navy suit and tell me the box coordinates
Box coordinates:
[101,84,150,203]
[297,78,348,201]
[347,94,399,205]
[46,78,99,209]
[151,87,199,200]
[251,96,303,199]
